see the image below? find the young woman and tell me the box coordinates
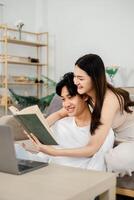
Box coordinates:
[74,54,134,137]
[47,54,134,158]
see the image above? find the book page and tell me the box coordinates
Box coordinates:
[9,105,57,145]
[9,105,52,136]
[19,105,50,129]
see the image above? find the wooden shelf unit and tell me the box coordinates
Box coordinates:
[0,39,47,47]
[0,24,49,115]
[0,60,46,66]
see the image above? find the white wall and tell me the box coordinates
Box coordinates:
[3,0,37,31]
[47,0,134,86]
[0,1,4,24]
[2,0,134,86]
[1,0,48,31]
[35,0,48,32]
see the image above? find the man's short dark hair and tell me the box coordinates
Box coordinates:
[56,72,78,96]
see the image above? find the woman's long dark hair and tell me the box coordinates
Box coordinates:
[75,54,134,135]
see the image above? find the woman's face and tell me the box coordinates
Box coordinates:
[74,65,94,95]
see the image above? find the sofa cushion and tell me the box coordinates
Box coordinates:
[45,94,62,116]
[0,115,27,141]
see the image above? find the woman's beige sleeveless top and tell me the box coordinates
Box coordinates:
[112,107,134,141]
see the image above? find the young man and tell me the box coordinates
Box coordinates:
[15,72,114,171]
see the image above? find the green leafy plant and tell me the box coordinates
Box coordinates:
[9,88,55,112]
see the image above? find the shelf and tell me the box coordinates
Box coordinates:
[0,82,47,86]
[0,39,47,47]
[0,103,12,107]
[0,60,47,66]
[7,82,44,85]
[0,104,6,107]
[0,26,49,115]
[0,96,12,107]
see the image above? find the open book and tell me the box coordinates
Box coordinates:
[9,105,58,145]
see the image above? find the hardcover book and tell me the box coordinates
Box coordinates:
[9,105,58,145]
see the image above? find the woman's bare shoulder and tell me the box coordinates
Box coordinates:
[105,89,119,102]
[103,89,120,110]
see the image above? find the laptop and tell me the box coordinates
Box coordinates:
[0,125,48,175]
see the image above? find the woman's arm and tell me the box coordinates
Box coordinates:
[25,129,111,158]
[46,108,68,126]
[26,133,96,157]
[30,91,119,157]
[44,91,119,157]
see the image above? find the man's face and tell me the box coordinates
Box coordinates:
[60,86,87,117]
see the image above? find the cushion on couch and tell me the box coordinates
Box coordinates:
[0,115,27,141]
[45,94,62,116]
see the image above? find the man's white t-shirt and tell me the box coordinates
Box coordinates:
[15,117,114,171]
[50,117,114,171]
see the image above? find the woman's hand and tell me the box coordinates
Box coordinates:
[24,131,58,156]
[22,130,41,153]
[21,142,39,153]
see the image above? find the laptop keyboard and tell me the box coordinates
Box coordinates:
[18,164,33,171]
[17,159,48,172]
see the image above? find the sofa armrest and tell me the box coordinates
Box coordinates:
[0,115,27,141]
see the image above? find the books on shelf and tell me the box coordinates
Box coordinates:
[9,105,58,145]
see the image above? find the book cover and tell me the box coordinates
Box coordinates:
[9,105,58,145]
